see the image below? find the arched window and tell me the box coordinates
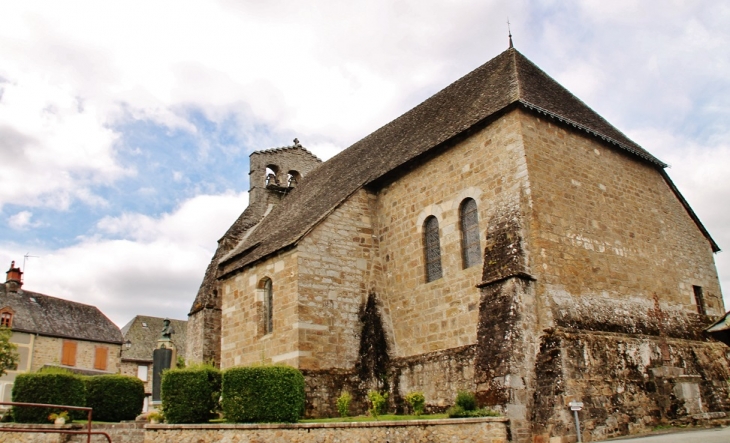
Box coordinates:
[423,216,443,282]
[263,278,273,334]
[265,165,280,186]
[287,170,301,188]
[460,198,481,268]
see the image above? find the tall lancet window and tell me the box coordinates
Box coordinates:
[263,278,273,334]
[460,198,481,268]
[423,216,443,282]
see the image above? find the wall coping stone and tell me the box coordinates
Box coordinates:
[146,416,508,430]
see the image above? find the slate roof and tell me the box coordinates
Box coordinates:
[0,283,123,344]
[219,48,718,275]
[121,315,187,362]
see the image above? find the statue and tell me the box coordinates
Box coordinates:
[161,318,174,340]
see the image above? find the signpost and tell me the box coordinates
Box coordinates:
[569,401,584,443]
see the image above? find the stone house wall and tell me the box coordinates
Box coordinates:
[519,111,722,319]
[29,336,120,373]
[372,111,529,360]
[294,188,381,371]
[220,249,300,368]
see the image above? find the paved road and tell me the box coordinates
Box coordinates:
[603,426,730,442]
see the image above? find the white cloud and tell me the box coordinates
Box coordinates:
[0,191,248,326]
[1,0,730,325]
[7,211,41,230]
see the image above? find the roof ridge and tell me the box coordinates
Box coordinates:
[250,145,322,161]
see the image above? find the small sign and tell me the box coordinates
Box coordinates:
[569,401,584,411]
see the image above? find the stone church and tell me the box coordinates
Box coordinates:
[187,47,729,442]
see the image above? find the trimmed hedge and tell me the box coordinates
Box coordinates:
[161,365,221,423]
[11,371,86,423]
[85,375,145,422]
[222,366,305,423]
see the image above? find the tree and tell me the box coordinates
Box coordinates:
[0,327,18,376]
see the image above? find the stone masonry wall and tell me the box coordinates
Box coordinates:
[515,109,728,442]
[220,249,300,368]
[372,111,530,359]
[30,336,120,373]
[120,361,151,394]
[144,418,509,443]
[519,110,723,322]
[295,188,380,370]
[532,329,730,442]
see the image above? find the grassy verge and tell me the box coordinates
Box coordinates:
[300,414,448,423]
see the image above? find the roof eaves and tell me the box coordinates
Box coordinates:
[659,169,720,253]
[518,100,668,168]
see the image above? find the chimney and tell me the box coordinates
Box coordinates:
[5,261,22,293]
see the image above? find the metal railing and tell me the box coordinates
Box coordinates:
[0,401,112,443]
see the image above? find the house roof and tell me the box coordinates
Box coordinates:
[219,48,718,275]
[0,284,123,344]
[121,315,187,362]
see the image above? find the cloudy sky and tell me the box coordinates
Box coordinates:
[1,0,729,327]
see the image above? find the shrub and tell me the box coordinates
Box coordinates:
[367,390,388,419]
[447,390,499,418]
[446,405,501,418]
[404,391,425,416]
[161,364,221,423]
[454,390,476,411]
[222,365,305,423]
[12,370,86,423]
[336,391,352,417]
[85,375,144,422]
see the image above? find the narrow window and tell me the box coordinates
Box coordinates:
[137,364,148,382]
[0,312,12,328]
[94,346,108,370]
[61,341,77,366]
[460,198,481,268]
[423,216,443,282]
[263,278,273,334]
[693,286,706,315]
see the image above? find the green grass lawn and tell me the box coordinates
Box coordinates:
[300,414,448,423]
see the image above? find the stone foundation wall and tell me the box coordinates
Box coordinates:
[144,418,508,443]
[531,328,730,442]
[0,422,145,443]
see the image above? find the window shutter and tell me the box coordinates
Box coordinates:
[94,347,108,370]
[61,341,77,366]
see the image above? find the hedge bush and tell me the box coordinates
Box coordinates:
[85,375,145,422]
[222,366,305,423]
[161,364,221,423]
[11,370,86,423]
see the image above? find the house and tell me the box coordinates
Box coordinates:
[187,47,728,442]
[0,261,124,401]
[120,315,187,411]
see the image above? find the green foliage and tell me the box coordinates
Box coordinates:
[404,391,425,416]
[147,411,164,422]
[11,372,86,423]
[161,364,221,423]
[221,366,305,423]
[336,391,352,417]
[367,390,388,419]
[176,356,186,369]
[454,390,476,411]
[446,405,500,418]
[0,328,18,376]
[85,375,144,422]
[447,390,499,418]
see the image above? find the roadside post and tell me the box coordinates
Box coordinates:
[569,401,584,443]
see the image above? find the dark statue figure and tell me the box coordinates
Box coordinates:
[161,318,174,339]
